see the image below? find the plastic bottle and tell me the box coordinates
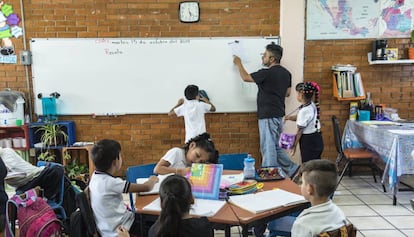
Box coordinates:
[243,154,256,179]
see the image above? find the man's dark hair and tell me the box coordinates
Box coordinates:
[184,85,199,100]
[266,42,283,63]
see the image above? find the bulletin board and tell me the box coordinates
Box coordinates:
[30,37,280,115]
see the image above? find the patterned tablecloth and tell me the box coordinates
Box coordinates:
[343,120,414,195]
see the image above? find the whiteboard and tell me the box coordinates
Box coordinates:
[30,37,280,115]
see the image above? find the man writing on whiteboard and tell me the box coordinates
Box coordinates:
[233,42,300,179]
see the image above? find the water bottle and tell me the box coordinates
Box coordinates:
[243,154,256,179]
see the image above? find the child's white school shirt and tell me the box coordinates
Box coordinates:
[174,99,212,142]
[89,171,134,237]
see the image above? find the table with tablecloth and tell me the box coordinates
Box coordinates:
[343,120,414,204]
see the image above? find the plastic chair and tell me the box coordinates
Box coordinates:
[331,116,382,187]
[125,163,157,212]
[218,153,248,170]
[36,161,67,221]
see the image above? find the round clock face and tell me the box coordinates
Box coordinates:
[179,2,200,23]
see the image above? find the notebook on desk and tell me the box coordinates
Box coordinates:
[228,189,307,214]
[143,197,226,217]
[136,173,173,195]
[189,163,223,200]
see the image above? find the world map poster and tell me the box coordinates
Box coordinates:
[307,0,414,40]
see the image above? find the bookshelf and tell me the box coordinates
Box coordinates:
[332,65,366,101]
[367,52,414,65]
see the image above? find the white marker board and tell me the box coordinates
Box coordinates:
[30,37,280,115]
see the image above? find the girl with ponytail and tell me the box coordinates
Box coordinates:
[284,81,323,163]
[148,175,213,237]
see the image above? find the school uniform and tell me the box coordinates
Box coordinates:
[174,99,212,142]
[291,200,347,237]
[89,171,139,237]
[296,103,323,163]
[161,147,187,168]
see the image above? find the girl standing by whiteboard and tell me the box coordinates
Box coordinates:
[285,82,323,163]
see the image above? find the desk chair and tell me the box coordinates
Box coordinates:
[218,153,248,170]
[125,163,157,212]
[36,161,67,221]
[317,222,357,237]
[332,116,382,188]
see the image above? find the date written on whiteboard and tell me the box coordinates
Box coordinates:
[104,48,123,55]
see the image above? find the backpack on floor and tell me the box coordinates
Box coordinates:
[6,188,62,237]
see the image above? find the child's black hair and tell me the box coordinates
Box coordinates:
[296,81,321,130]
[266,42,283,63]
[155,175,193,237]
[91,139,121,172]
[301,159,337,198]
[184,132,219,164]
[184,84,199,100]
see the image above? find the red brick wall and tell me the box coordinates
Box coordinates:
[304,39,414,158]
[3,1,413,175]
[2,0,279,175]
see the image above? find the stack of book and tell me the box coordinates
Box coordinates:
[332,64,365,98]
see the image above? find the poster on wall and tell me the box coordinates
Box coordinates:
[0,1,23,64]
[307,0,414,40]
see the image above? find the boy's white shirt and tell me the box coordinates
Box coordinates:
[174,99,211,142]
[89,172,134,237]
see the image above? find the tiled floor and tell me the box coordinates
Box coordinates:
[214,175,414,237]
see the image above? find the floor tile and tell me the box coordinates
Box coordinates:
[357,194,393,205]
[383,216,414,229]
[369,204,414,216]
[338,205,377,217]
[401,229,414,236]
[349,187,384,195]
[360,229,407,237]
[333,195,364,205]
[347,216,395,230]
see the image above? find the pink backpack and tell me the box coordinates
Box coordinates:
[6,188,62,237]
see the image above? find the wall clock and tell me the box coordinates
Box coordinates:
[179,1,200,23]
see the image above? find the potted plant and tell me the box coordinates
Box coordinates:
[36,122,69,147]
[36,122,69,162]
[409,30,414,59]
[63,151,89,189]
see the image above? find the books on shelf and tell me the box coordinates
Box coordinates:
[228,189,307,214]
[332,65,365,98]
[143,197,226,217]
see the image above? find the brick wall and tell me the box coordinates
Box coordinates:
[304,39,414,158]
[2,0,413,175]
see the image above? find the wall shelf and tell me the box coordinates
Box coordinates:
[367,52,414,65]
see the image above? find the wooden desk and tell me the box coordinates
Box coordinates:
[135,171,308,237]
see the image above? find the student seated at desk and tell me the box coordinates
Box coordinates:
[153,133,219,176]
[291,159,348,237]
[89,139,159,237]
[148,174,213,237]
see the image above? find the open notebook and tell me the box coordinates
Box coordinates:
[136,173,173,195]
[228,189,307,214]
[143,197,226,217]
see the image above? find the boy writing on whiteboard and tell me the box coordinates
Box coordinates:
[168,85,216,143]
